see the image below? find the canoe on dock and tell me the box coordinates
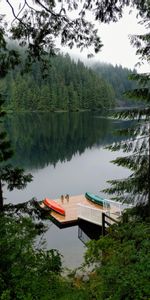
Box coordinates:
[43,198,65,216]
[85,192,110,207]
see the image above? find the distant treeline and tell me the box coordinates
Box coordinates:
[0,53,116,112]
[92,63,137,106]
[0,50,136,112]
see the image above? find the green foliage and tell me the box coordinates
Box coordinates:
[92,63,138,106]
[84,217,150,300]
[1,165,33,191]
[101,1,150,212]
[1,53,116,112]
[79,0,150,23]
[0,214,64,300]
[103,107,150,208]
[0,213,90,300]
[0,95,13,160]
[0,1,149,78]
[0,2,149,299]
[0,27,20,78]
[0,0,102,73]
[0,131,13,162]
[1,206,150,300]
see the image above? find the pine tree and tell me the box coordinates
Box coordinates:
[103,11,150,216]
[0,0,149,213]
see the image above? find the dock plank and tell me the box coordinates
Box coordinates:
[49,194,105,226]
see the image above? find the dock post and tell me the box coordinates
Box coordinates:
[102,212,105,236]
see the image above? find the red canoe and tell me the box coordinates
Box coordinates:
[43,198,65,216]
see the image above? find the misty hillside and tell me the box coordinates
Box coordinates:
[91,62,137,106]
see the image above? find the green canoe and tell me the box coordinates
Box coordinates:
[85,192,110,207]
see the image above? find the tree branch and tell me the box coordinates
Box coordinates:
[5,0,26,26]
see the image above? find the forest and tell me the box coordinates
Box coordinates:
[0,52,135,112]
[0,53,114,111]
[92,63,137,106]
[0,0,150,299]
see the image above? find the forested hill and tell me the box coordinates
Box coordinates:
[91,63,137,106]
[0,54,115,112]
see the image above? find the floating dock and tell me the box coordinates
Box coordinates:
[41,194,120,228]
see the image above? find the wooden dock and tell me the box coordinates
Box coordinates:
[41,194,113,228]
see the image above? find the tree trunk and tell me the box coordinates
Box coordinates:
[0,179,4,212]
[148,123,150,216]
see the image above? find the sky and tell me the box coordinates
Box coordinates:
[63,8,149,73]
[1,1,149,72]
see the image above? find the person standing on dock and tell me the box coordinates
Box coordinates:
[65,194,69,202]
[61,195,64,203]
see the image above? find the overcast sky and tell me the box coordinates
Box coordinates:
[1,1,149,72]
[63,8,149,73]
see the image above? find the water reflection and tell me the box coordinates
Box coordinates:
[4,112,130,170]
[4,112,132,269]
[78,220,102,244]
[45,223,85,269]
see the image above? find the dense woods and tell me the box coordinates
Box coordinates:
[0,53,116,112]
[92,63,137,106]
[0,0,150,299]
[1,207,149,300]
[0,52,136,113]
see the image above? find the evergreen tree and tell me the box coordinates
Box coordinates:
[0,1,149,213]
[103,9,150,215]
[92,63,137,106]
[0,214,63,299]
[85,217,150,300]
[1,53,116,111]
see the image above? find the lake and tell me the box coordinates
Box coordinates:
[4,112,131,269]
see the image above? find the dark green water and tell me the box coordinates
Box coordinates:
[4,112,131,269]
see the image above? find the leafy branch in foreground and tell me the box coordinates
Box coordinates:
[0,214,63,300]
[2,0,103,71]
[1,0,149,74]
[102,0,150,215]
[84,217,150,300]
[103,90,150,214]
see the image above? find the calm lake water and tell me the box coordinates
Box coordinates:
[4,112,131,269]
